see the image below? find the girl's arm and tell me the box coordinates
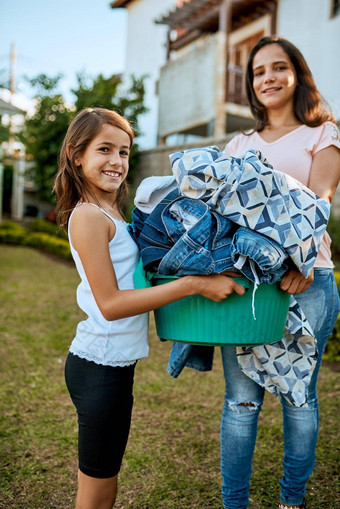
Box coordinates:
[280,145,340,294]
[70,206,246,321]
[308,145,340,203]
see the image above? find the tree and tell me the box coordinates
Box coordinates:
[23,72,148,204]
[22,74,72,202]
[73,73,148,135]
[72,73,148,183]
[0,116,10,143]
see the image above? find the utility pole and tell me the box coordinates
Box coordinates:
[10,42,16,99]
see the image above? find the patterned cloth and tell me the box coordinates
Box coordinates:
[169,146,331,406]
[237,295,316,407]
[170,146,330,278]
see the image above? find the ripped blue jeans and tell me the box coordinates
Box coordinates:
[220,268,340,508]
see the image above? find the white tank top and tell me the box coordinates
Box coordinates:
[68,203,149,367]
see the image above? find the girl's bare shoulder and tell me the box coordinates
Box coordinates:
[70,203,111,237]
[72,203,104,222]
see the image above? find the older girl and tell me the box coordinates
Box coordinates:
[221,36,340,509]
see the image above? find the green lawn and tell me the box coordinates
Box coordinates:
[0,246,339,509]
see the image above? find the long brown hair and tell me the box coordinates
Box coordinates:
[54,107,134,230]
[245,36,335,132]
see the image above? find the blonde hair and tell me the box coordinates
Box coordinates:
[54,107,134,230]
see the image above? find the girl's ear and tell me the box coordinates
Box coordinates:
[67,144,81,166]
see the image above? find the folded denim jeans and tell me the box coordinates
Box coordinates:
[230,227,289,284]
[131,192,290,282]
[159,197,237,275]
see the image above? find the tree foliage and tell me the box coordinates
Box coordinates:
[0,117,10,143]
[22,74,72,202]
[23,72,148,203]
[72,73,148,185]
[73,73,148,136]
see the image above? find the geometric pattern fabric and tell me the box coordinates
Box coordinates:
[170,146,330,277]
[169,146,329,406]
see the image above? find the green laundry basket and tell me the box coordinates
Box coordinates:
[133,261,290,347]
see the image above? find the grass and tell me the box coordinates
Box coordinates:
[0,245,339,509]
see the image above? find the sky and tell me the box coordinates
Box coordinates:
[0,0,127,105]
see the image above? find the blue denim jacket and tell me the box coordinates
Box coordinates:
[130,191,289,282]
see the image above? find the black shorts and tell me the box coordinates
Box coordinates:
[65,352,136,478]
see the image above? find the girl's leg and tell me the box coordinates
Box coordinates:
[220,345,265,509]
[65,354,136,509]
[76,471,117,509]
[279,269,340,506]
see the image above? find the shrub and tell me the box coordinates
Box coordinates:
[0,220,71,260]
[324,270,340,362]
[0,229,28,245]
[328,213,340,260]
[0,221,29,244]
[0,221,28,233]
[30,218,68,240]
[25,232,72,260]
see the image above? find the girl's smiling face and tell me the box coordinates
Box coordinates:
[75,124,130,198]
[252,43,298,111]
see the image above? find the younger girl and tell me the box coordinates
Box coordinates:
[54,107,245,509]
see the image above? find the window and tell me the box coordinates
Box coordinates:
[331,0,340,17]
[227,31,265,105]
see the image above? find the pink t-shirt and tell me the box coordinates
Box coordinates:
[224,122,340,268]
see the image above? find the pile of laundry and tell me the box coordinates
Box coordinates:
[129,146,331,407]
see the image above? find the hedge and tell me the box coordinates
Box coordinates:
[325,271,340,361]
[26,232,72,260]
[30,218,68,240]
[1,219,339,360]
[0,220,71,260]
[0,222,29,245]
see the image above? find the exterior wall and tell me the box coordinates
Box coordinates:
[277,0,340,119]
[123,0,175,149]
[135,133,340,218]
[277,0,340,215]
[134,133,233,186]
[158,34,218,139]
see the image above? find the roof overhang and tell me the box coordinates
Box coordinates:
[110,0,134,8]
[156,0,221,29]
[156,0,277,31]
[0,98,24,116]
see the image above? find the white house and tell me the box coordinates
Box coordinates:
[110,0,176,148]
[0,90,49,222]
[0,93,25,223]
[278,0,340,119]
[111,0,340,147]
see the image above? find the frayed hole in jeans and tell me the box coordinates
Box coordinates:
[227,401,259,413]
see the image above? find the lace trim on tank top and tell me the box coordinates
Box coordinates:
[69,347,144,367]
